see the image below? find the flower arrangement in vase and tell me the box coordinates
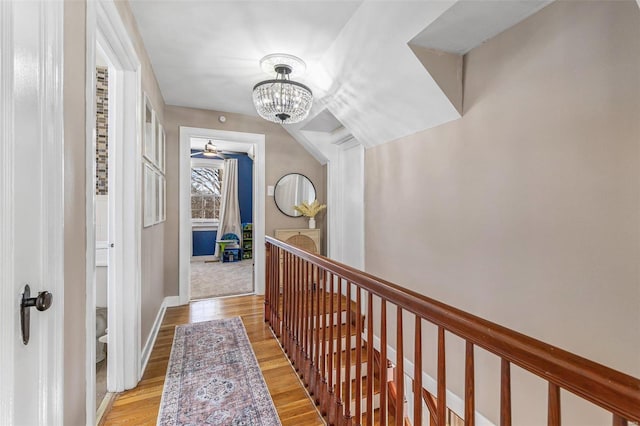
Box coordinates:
[293,199,326,229]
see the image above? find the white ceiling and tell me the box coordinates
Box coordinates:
[191,137,252,154]
[129,1,361,114]
[130,0,552,152]
[411,0,552,54]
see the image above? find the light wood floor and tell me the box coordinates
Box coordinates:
[101,295,325,425]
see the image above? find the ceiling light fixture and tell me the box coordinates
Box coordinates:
[252,53,313,124]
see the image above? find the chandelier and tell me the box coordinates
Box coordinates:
[252,54,313,124]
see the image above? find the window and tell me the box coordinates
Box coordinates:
[191,165,223,223]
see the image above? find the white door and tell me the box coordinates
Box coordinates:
[0,1,65,425]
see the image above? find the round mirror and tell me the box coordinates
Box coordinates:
[274,173,316,217]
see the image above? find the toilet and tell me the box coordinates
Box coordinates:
[96,307,108,363]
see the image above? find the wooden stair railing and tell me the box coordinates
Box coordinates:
[264,237,640,425]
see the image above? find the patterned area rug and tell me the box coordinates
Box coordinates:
[157,317,281,426]
[190,260,254,300]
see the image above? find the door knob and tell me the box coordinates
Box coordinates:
[20,284,53,345]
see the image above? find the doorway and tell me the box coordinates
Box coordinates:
[189,138,254,299]
[86,2,142,424]
[94,47,111,413]
[179,127,266,304]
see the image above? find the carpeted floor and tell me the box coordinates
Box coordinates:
[157,317,281,426]
[190,259,254,300]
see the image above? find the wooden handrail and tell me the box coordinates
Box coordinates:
[265,236,640,422]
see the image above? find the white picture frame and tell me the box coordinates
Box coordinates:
[157,123,165,172]
[160,174,167,222]
[143,163,156,227]
[155,171,162,223]
[143,95,156,163]
[142,92,165,227]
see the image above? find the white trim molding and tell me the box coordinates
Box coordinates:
[140,302,165,375]
[84,2,98,419]
[329,141,365,269]
[369,333,495,426]
[0,2,15,424]
[86,1,143,424]
[40,1,66,423]
[163,296,182,308]
[191,254,217,262]
[180,127,266,303]
[281,123,365,270]
[140,296,179,375]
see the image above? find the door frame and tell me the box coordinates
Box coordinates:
[0,2,16,422]
[0,1,65,424]
[179,126,266,303]
[85,0,142,422]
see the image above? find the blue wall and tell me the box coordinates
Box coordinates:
[193,230,217,256]
[192,152,253,256]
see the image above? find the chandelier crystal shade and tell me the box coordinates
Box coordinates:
[253,55,313,124]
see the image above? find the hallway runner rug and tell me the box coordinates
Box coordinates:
[157,317,281,426]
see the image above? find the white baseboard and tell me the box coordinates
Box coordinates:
[191,255,218,262]
[140,296,182,377]
[164,295,182,307]
[370,333,494,426]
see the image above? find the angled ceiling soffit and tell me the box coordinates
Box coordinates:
[282,124,331,165]
[313,1,462,149]
[405,0,556,119]
[301,109,343,133]
[408,45,463,116]
[284,108,361,165]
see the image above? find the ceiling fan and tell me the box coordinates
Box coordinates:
[190,140,244,159]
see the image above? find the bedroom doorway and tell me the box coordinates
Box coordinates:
[189,137,254,299]
[179,127,266,304]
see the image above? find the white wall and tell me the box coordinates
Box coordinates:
[95,195,108,307]
[329,141,365,268]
